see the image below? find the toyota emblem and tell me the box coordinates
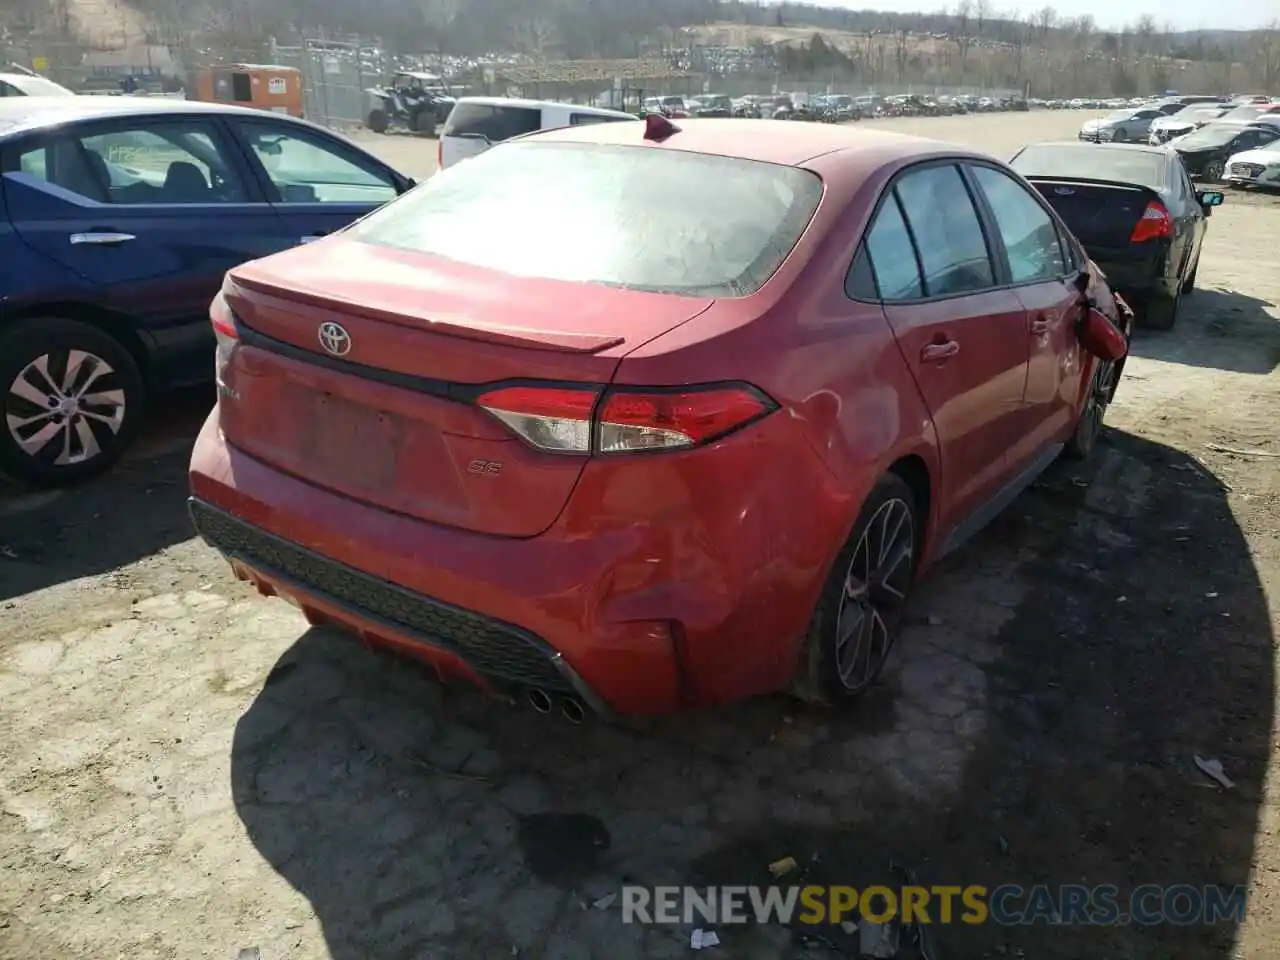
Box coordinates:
[318,321,351,357]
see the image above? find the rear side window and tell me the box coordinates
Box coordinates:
[569,112,630,126]
[442,104,541,142]
[894,164,995,297]
[853,195,923,301]
[351,141,822,297]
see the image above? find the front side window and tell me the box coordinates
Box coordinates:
[970,165,1067,284]
[350,141,822,297]
[233,121,397,204]
[894,164,995,297]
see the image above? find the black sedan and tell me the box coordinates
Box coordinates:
[1170,120,1280,181]
[1009,141,1224,330]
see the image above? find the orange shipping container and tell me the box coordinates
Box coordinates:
[192,64,304,118]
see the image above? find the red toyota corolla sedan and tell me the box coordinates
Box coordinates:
[189,117,1130,720]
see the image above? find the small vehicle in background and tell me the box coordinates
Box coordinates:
[641,95,691,118]
[689,94,733,118]
[1148,104,1229,145]
[1169,120,1280,182]
[437,97,636,170]
[1079,105,1164,143]
[1009,140,1223,330]
[363,71,455,135]
[1224,138,1280,190]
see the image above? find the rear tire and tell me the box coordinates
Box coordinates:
[1181,260,1198,296]
[1142,293,1180,331]
[1064,358,1118,461]
[365,108,388,134]
[791,474,919,706]
[0,317,146,487]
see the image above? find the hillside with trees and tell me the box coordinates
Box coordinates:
[4,0,1279,95]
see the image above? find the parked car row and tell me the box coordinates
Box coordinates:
[1072,94,1280,185]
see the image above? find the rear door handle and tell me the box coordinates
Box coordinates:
[920,339,960,362]
[69,232,135,245]
[1030,315,1051,334]
[299,233,327,244]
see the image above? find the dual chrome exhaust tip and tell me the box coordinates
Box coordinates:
[527,687,586,724]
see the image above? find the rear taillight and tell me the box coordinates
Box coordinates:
[1130,201,1172,242]
[210,292,239,388]
[475,383,776,455]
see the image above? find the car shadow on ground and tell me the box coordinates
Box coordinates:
[230,429,1271,960]
[1130,288,1280,375]
[0,386,211,602]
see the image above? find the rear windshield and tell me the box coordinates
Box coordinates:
[350,141,823,297]
[1176,124,1242,148]
[1010,145,1166,190]
[441,103,541,142]
[1222,106,1264,123]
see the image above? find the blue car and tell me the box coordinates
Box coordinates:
[0,96,416,486]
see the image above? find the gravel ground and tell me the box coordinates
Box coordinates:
[1,110,1278,960]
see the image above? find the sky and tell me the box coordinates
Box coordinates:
[823,0,1276,32]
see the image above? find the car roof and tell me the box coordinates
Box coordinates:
[0,73,73,93]
[1024,140,1173,156]
[452,96,633,118]
[528,117,985,169]
[0,95,312,140]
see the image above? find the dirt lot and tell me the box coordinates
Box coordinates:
[1,111,1278,960]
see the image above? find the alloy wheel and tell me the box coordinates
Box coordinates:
[1205,160,1224,182]
[834,497,915,692]
[5,349,127,468]
[1081,360,1116,446]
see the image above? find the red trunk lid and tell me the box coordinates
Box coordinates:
[217,238,713,537]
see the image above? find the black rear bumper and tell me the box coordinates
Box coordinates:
[1090,248,1179,304]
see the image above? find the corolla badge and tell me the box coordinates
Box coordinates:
[318,321,352,357]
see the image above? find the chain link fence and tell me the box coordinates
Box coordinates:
[265,38,394,132]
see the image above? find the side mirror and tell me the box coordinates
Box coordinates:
[1072,267,1091,295]
[1196,189,1224,208]
[1078,306,1128,362]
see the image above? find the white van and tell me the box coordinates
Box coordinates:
[437,97,636,169]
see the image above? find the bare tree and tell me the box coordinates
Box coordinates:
[1132,14,1156,56]
[975,0,989,40]
[953,0,973,64]
[1250,20,1280,90]
[1033,5,1056,45]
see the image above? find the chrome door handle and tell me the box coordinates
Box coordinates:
[920,339,960,362]
[299,235,324,244]
[1030,315,1051,334]
[70,232,135,245]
